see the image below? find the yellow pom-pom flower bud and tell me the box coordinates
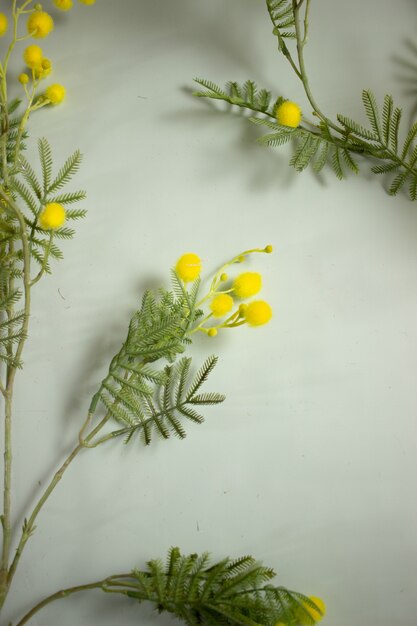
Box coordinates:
[35,58,52,79]
[78,0,96,4]
[45,84,66,104]
[210,294,234,318]
[34,3,43,9]
[299,596,326,624]
[23,45,43,69]
[19,73,30,85]
[0,13,8,37]
[220,273,228,282]
[53,0,73,9]
[38,203,66,230]
[276,101,302,128]
[264,244,273,253]
[207,328,218,337]
[243,301,272,327]
[233,272,262,299]
[27,11,54,38]
[175,253,201,283]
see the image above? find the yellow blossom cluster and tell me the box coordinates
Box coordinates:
[1,1,96,116]
[175,246,274,337]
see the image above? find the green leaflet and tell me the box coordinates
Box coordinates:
[99,353,224,447]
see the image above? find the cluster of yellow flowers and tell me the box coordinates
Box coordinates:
[0,1,98,233]
[0,1,97,110]
[175,246,274,337]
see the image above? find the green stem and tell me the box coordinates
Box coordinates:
[29,232,52,286]
[14,580,105,626]
[0,191,31,607]
[291,0,342,134]
[6,411,110,590]
[14,573,137,626]
[266,0,301,79]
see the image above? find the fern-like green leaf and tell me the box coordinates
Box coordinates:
[389,171,409,196]
[341,148,359,174]
[312,140,329,173]
[47,149,82,193]
[331,147,344,180]
[401,122,417,161]
[48,191,86,207]
[9,178,39,216]
[38,138,53,193]
[362,90,382,140]
[17,155,42,199]
[336,114,378,141]
[193,78,229,100]
[290,135,320,172]
[98,354,223,447]
[102,548,316,626]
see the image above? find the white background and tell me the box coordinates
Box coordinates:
[1,0,417,625]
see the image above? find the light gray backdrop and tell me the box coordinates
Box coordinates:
[2,1,417,625]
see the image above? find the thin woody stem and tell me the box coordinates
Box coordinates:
[14,573,139,626]
[0,191,31,605]
[14,581,105,626]
[6,411,110,589]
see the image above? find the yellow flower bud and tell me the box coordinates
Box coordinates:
[209,294,234,318]
[276,100,302,128]
[19,73,30,85]
[233,272,262,299]
[45,84,66,105]
[34,58,52,79]
[27,11,54,38]
[23,45,43,69]
[264,244,273,253]
[175,253,201,283]
[207,328,218,337]
[0,13,8,37]
[53,0,73,9]
[220,273,228,282]
[243,301,272,327]
[39,203,66,230]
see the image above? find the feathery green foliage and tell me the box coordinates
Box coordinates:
[99,355,224,445]
[86,277,224,447]
[7,138,86,273]
[193,0,417,200]
[102,548,322,626]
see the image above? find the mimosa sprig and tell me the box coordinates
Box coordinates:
[193,0,417,200]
